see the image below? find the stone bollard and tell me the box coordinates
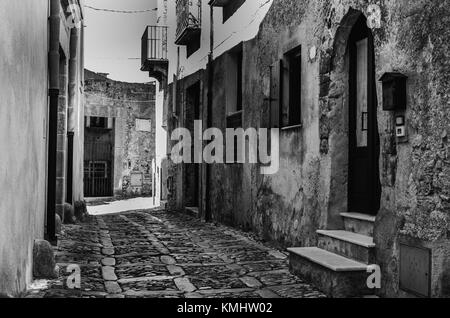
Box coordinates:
[56,207,64,224]
[55,214,62,235]
[33,240,58,279]
[74,200,88,222]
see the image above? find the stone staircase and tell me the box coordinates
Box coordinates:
[288,212,376,298]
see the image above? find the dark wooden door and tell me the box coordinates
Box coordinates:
[185,164,199,207]
[348,17,381,215]
[185,82,201,208]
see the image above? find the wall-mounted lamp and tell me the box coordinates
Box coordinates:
[379,72,408,111]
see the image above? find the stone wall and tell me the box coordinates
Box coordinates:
[166,0,450,297]
[235,0,449,297]
[84,70,156,197]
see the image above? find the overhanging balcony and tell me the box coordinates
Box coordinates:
[141,26,168,71]
[175,0,202,46]
[141,26,169,85]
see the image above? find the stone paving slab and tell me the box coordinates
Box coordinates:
[105,281,122,294]
[115,264,171,279]
[26,208,326,298]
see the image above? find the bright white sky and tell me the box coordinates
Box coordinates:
[84,0,158,83]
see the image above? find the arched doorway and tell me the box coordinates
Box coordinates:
[347,14,381,215]
[323,9,382,221]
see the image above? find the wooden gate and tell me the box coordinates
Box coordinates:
[84,129,114,197]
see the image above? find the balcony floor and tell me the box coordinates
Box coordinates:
[175,27,201,46]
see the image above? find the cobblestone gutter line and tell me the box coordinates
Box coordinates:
[97,217,122,296]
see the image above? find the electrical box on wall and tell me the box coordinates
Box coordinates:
[379,72,408,111]
[396,126,406,138]
[396,115,407,138]
[400,243,432,297]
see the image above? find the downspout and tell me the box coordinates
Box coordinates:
[46,0,60,244]
[67,27,80,205]
[79,5,85,200]
[205,5,214,222]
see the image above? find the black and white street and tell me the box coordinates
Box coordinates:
[27,206,326,299]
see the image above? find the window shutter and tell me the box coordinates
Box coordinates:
[270,60,282,128]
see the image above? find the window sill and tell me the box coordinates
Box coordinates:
[281,124,303,131]
[227,110,243,117]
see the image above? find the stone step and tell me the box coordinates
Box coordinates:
[185,207,199,217]
[317,230,375,264]
[288,247,371,298]
[340,212,375,237]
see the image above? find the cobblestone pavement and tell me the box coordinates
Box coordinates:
[27,209,326,298]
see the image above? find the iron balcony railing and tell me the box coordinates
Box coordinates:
[175,0,202,45]
[141,25,168,69]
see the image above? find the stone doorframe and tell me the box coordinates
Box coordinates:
[319,8,374,229]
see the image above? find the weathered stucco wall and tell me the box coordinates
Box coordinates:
[368,0,450,297]
[0,0,49,296]
[249,6,324,248]
[56,17,85,219]
[84,72,156,197]
[209,54,246,226]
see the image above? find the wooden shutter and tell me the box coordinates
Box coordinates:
[270,60,283,128]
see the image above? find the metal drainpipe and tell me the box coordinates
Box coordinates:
[205,5,214,222]
[46,0,61,244]
[67,27,79,205]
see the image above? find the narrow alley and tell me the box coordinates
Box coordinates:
[27,206,326,299]
[1,0,449,301]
